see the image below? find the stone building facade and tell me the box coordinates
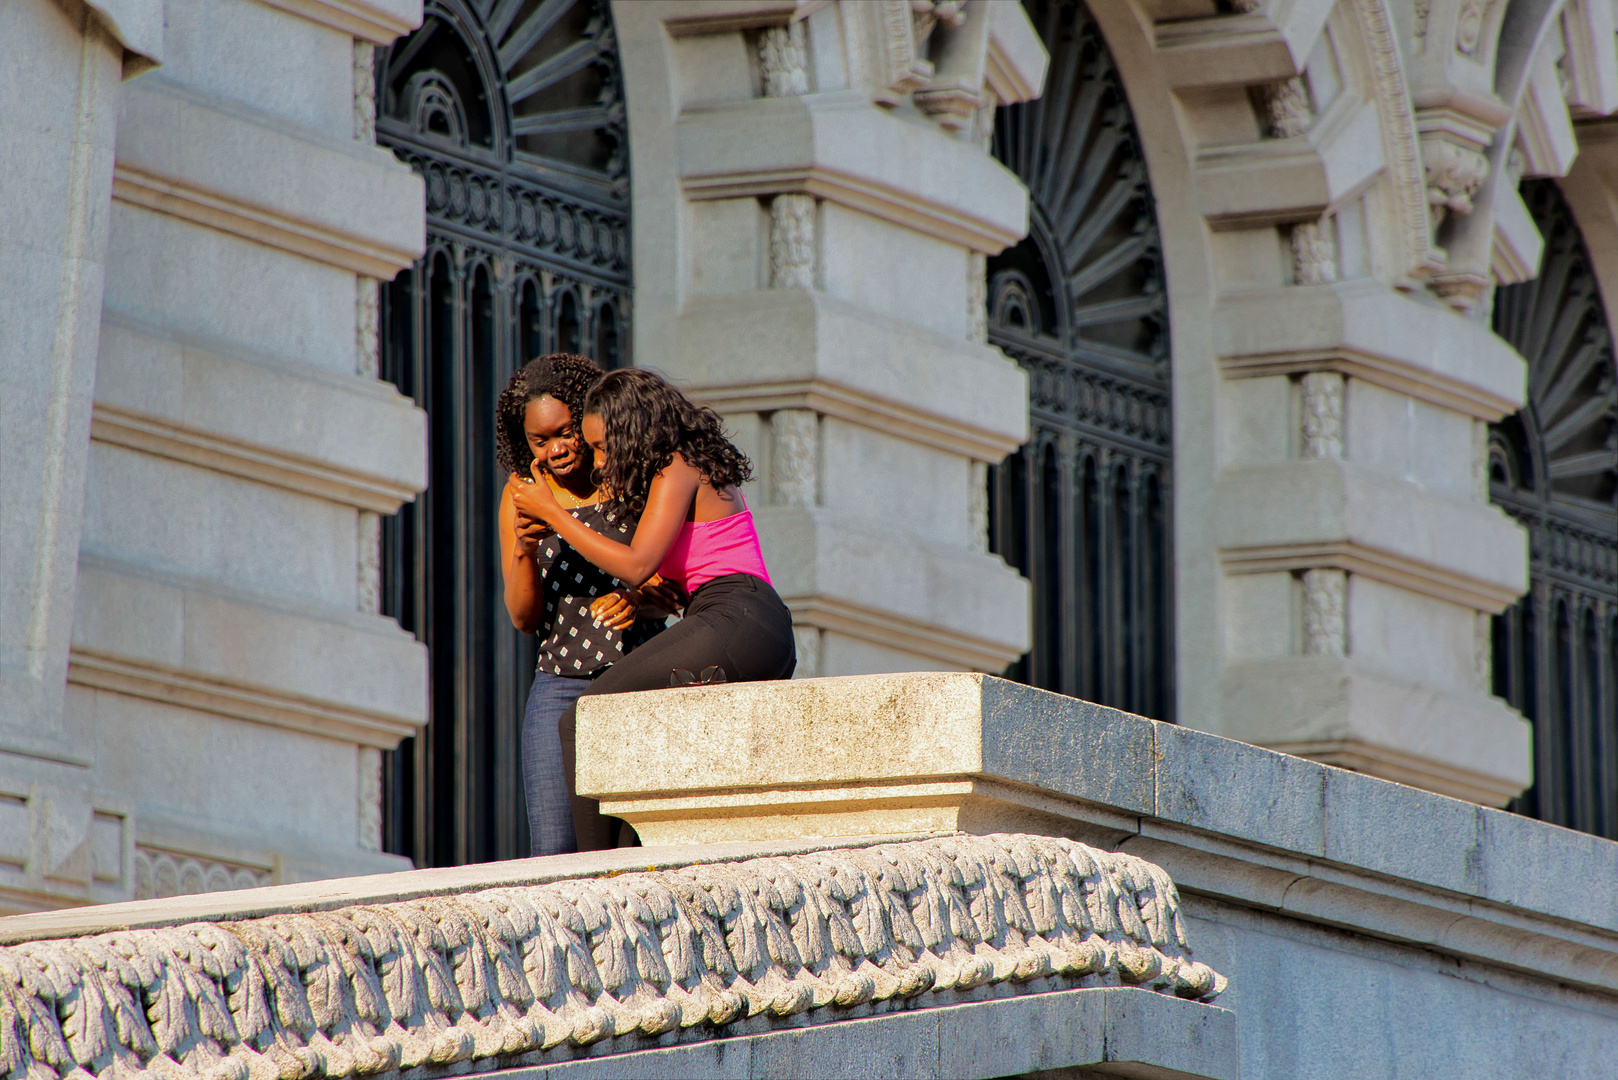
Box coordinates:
[3,0,1616,903]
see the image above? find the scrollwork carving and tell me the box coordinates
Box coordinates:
[1423,137,1490,223]
[1291,220,1339,286]
[359,747,383,853]
[759,22,809,97]
[355,275,379,379]
[769,194,816,290]
[770,409,818,507]
[358,511,382,616]
[1259,77,1313,138]
[353,41,376,143]
[1301,372,1345,460]
[0,835,1224,1078]
[1302,568,1348,657]
[133,848,270,901]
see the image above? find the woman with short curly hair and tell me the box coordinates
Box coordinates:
[497,354,674,855]
[509,370,796,846]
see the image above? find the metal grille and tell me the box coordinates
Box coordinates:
[987,0,1173,719]
[376,0,630,867]
[1491,179,1618,838]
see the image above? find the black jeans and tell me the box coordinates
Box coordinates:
[559,574,797,848]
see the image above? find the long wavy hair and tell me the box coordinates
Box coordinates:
[494,353,602,478]
[583,368,753,518]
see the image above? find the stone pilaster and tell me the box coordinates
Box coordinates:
[615,0,1047,675]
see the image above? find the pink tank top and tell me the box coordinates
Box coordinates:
[657,501,772,593]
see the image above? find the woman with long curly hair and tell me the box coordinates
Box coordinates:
[496,354,676,855]
[510,370,796,845]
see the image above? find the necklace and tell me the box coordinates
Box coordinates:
[546,476,599,509]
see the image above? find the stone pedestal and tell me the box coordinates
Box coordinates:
[577,672,1153,846]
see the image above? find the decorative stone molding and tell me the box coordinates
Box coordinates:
[791,624,821,679]
[0,834,1223,1079]
[1423,137,1490,225]
[1300,371,1344,459]
[1350,0,1442,281]
[758,21,808,98]
[257,0,420,46]
[353,40,376,142]
[1474,611,1493,692]
[769,408,818,507]
[968,461,989,554]
[132,847,270,901]
[90,404,421,515]
[358,746,383,852]
[1290,219,1338,286]
[358,510,382,615]
[768,193,815,290]
[1301,567,1348,657]
[356,275,380,378]
[1258,76,1312,138]
[967,251,987,344]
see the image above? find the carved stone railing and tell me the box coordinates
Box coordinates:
[0,834,1222,1078]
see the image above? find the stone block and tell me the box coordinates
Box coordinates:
[1154,722,1326,858]
[577,673,1153,844]
[674,289,1030,460]
[676,91,1029,253]
[1219,657,1533,806]
[1321,767,1486,897]
[159,0,353,138]
[103,206,358,372]
[115,76,424,275]
[755,505,1030,671]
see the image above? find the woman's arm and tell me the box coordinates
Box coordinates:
[510,457,702,587]
[499,479,552,633]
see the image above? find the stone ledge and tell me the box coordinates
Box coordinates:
[95,313,427,513]
[0,835,1224,1078]
[515,987,1235,1080]
[114,77,424,276]
[1214,459,1528,610]
[69,558,427,745]
[676,92,1028,254]
[575,674,1618,994]
[1214,281,1526,420]
[674,289,1030,459]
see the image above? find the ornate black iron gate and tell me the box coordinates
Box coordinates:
[376,0,630,866]
[1490,180,1618,839]
[987,0,1174,720]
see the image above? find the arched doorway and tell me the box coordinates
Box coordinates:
[1491,179,1618,838]
[987,0,1174,720]
[375,0,631,866]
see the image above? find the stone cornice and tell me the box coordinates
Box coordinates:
[695,378,1024,463]
[676,93,1028,255]
[1214,281,1526,420]
[783,593,1026,672]
[1218,539,1526,612]
[0,835,1222,1078]
[114,79,424,277]
[67,650,422,750]
[91,404,420,514]
[255,0,420,45]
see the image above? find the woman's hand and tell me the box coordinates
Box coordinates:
[510,472,563,530]
[637,575,686,617]
[589,588,638,631]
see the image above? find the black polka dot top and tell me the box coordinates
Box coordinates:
[532,503,663,677]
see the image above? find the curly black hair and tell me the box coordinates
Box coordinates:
[583,368,753,519]
[494,353,602,478]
